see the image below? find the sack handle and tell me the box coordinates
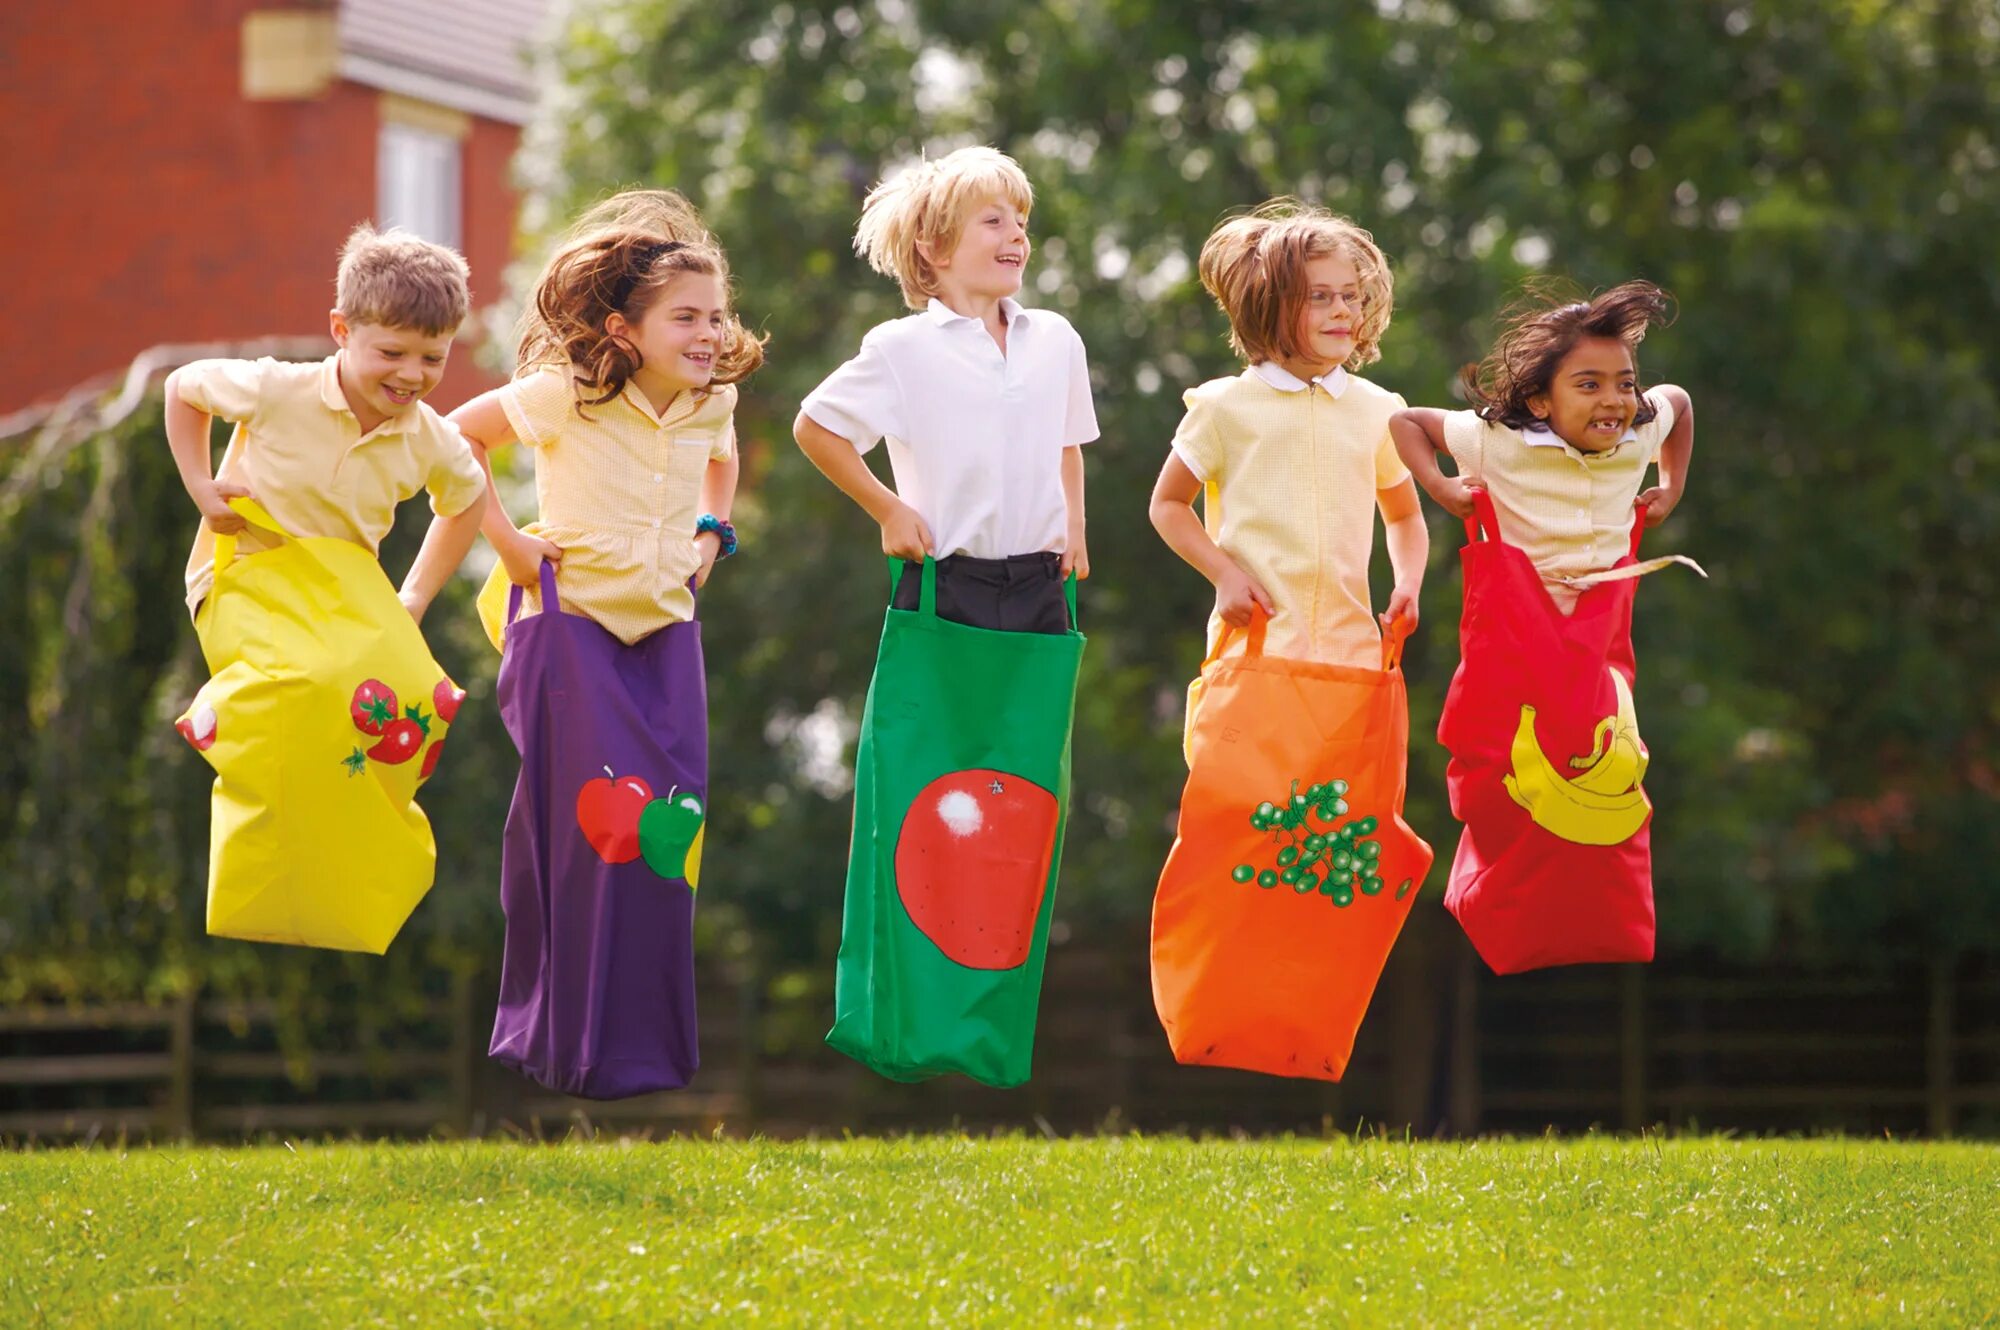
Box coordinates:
[210,496,291,570]
[1462,486,1501,546]
[1380,613,1413,673]
[1628,499,1649,558]
[884,555,940,616]
[1203,604,1270,668]
[1205,606,1411,672]
[507,557,562,625]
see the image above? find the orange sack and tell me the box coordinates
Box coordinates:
[1151,612,1433,1081]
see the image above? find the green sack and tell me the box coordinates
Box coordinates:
[827,558,1086,1087]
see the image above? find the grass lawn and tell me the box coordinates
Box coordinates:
[2,1135,1995,1326]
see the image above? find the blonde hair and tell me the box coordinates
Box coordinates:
[335,223,471,335]
[853,147,1035,310]
[1196,199,1395,369]
[516,190,765,410]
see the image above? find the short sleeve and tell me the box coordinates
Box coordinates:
[424,419,489,518]
[800,329,904,453]
[1170,389,1222,484]
[1374,392,1413,489]
[712,417,737,462]
[499,368,577,449]
[176,357,270,423]
[1634,389,1678,462]
[1064,328,1100,446]
[1441,410,1488,485]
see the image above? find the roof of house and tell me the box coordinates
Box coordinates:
[338,0,550,125]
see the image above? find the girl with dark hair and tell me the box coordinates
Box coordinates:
[1391,280,1703,975]
[1390,280,1694,613]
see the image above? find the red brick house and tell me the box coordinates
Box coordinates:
[0,0,546,419]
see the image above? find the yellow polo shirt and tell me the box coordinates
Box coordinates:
[180,355,486,616]
[1171,363,1411,668]
[1442,391,1677,613]
[479,366,736,647]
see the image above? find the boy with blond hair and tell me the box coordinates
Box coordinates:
[800,147,1096,1086]
[166,223,489,624]
[795,145,1097,631]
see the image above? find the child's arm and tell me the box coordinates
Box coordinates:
[693,446,739,588]
[397,497,486,625]
[163,368,254,534]
[1389,408,1478,519]
[1377,478,1429,632]
[450,390,564,585]
[1639,385,1694,526]
[1060,445,1089,580]
[792,411,934,560]
[1147,453,1274,627]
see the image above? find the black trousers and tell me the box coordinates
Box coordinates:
[892,552,1072,635]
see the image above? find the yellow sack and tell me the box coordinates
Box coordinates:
[178,497,465,953]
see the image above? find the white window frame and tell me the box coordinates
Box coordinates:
[376,121,462,249]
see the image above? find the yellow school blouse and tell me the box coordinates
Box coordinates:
[1172,363,1411,668]
[487,367,736,646]
[1442,391,1677,613]
[180,355,484,616]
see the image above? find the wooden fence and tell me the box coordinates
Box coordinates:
[5,908,1997,1142]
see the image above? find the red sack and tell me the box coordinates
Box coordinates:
[1439,490,1663,974]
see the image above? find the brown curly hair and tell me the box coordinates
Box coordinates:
[1196,198,1394,370]
[516,201,765,410]
[568,188,712,246]
[1462,280,1675,429]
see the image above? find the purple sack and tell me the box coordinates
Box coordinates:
[488,560,707,1099]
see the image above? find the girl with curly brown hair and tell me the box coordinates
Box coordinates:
[454,191,769,1098]
[453,189,767,648]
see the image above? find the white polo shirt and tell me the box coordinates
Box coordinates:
[801,297,1099,559]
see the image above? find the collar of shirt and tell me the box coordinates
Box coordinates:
[924,296,1030,329]
[1522,419,1639,456]
[1252,361,1348,398]
[617,383,695,429]
[319,354,416,439]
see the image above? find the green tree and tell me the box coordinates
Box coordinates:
[4,0,1995,1011]
[520,0,2000,966]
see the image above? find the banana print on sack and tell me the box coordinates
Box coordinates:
[1503,667,1651,845]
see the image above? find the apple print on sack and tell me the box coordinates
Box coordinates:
[894,769,1058,971]
[575,768,706,883]
[577,768,653,864]
[639,790,704,880]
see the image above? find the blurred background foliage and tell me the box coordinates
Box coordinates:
[4,0,1996,1021]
